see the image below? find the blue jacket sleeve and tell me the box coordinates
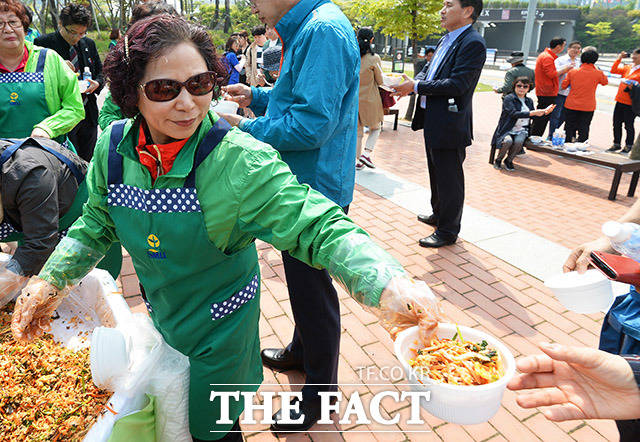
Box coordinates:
[248,86,271,118]
[241,24,356,152]
[417,38,486,97]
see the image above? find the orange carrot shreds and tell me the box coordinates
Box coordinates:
[408,331,504,386]
[0,303,110,441]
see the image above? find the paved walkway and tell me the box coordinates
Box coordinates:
[115,89,635,440]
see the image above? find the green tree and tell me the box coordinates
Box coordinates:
[585,21,613,52]
[230,0,262,33]
[634,23,640,39]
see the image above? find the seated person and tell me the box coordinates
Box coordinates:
[491,77,554,171]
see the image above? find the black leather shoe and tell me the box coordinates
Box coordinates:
[271,397,323,433]
[417,214,437,226]
[261,348,304,371]
[419,233,456,248]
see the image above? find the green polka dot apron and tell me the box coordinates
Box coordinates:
[0,49,72,148]
[106,119,262,440]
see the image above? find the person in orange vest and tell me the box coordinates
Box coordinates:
[531,37,574,137]
[607,49,640,153]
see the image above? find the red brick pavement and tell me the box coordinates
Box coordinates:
[113,90,632,440]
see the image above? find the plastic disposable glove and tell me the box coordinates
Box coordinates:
[11,276,69,342]
[373,276,444,345]
[0,265,28,309]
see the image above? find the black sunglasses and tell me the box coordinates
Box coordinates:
[139,71,218,102]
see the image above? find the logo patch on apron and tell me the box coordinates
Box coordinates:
[9,92,20,106]
[146,234,166,259]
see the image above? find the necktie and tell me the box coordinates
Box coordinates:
[69,45,79,71]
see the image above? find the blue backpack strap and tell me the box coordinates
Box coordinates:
[184,118,231,188]
[34,140,85,183]
[0,141,23,167]
[107,120,128,186]
[36,48,47,72]
[0,137,84,183]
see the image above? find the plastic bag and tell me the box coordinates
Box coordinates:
[0,264,28,309]
[87,314,191,442]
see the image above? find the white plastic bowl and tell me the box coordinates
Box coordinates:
[394,324,515,425]
[382,74,404,87]
[90,326,130,391]
[544,269,614,314]
[211,99,239,115]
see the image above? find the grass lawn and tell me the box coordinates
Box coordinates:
[475,82,493,92]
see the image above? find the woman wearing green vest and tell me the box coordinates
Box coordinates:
[0,0,84,143]
[11,16,440,441]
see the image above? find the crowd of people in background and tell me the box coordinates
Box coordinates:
[492,36,640,171]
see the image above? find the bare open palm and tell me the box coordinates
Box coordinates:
[508,343,640,421]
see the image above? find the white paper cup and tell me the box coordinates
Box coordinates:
[544,269,614,314]
[90,326,129,390]
[394,324,516,425]
[211,100,239,115]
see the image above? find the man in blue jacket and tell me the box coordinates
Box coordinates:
[222,0,359,433]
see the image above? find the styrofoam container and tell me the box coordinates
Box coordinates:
[211,99,239,115]
[544,269,614,314]
[394,324,516,425]
[382,73,404,86]
[90,326,129,390]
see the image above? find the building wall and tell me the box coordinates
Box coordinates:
[481,20,574,54]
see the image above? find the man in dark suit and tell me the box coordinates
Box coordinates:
[393,0,486,248]
[36,3,103,161]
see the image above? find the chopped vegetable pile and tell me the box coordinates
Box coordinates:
[408,326,503,386]
[0,303,109,441]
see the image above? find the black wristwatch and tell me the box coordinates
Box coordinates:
[622,355,640,388]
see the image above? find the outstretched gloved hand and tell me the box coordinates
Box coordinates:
[0,266,28,309]
[11,276,68,342]
[376,277,444,345]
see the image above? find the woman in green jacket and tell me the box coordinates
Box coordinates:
[11,16,440,441]
[0,0,84,143]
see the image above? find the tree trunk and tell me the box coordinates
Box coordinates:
[224,0,231,33]
[48,0,59,30]
[118,0,124,30]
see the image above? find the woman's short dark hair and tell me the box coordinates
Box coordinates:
[109,28,120,40]
[580,46,598,64]
[633,48,640,55]
[225,35,240,53]
[512,76,531,89]
[357,27,374,57]
[0,0,31,31]
[103,15,227,118]
[129,1,177,27]
[59,3,91,27]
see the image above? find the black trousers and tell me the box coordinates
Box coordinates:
[426,146,466,240]
[282,205,347,402]
[613,102,636,147]
[67,117,98,162]
[564,108,594,143]
[530,95,557,137]
[192,420,242,442]
[616,419,640,442]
